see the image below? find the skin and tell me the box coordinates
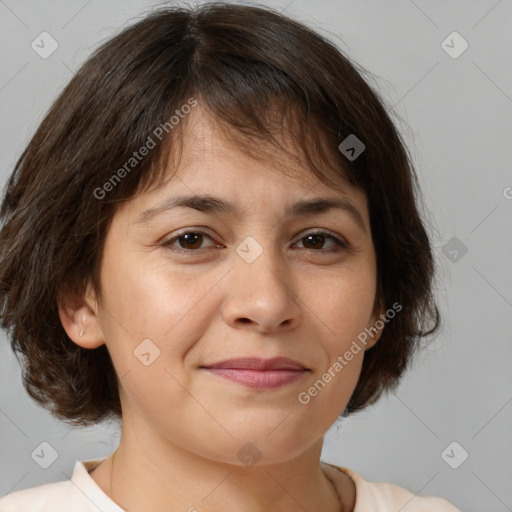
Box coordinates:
[59,106,383,512]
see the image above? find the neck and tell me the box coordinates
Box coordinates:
[90,432,352,512]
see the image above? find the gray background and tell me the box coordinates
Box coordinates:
[1,1,511,511]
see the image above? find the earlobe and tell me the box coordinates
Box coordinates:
[364,303,386,351]
[57,282,105,349]
[363,322,383,350]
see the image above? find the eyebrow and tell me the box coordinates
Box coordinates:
[135,194,367,232]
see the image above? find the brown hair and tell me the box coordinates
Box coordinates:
[0,2,439,427]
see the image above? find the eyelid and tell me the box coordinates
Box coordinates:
[297,228,348,243]
[162,229,220,252]
[293,229,349,251]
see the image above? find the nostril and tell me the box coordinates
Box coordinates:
[239,318,251,323]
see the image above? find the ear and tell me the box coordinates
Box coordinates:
[57,280,105,349]
[363,297,387,351]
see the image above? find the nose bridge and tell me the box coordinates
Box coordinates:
[235,234,288,291]
[224,233,300,331]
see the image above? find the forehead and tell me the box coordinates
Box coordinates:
[116,104,370,230]
[166,104,349,194]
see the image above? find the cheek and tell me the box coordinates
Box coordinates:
[97,254,212,426]
[97,247,223,372]
[304,263,377,345]
[286,264,376,414]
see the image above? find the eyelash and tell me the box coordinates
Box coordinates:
[161,229,349,255]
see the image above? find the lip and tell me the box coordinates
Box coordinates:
[203,357,308,371]
[201,357,310,389]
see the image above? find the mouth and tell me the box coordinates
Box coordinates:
[200,357,310,389]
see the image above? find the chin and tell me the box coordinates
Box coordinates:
[184,422,321,468]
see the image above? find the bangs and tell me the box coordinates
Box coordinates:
[144,94,353,200]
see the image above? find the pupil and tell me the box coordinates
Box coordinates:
[305,234,324,249]
[181,233,202,249]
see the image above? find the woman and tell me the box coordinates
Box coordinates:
[0,2,459,510]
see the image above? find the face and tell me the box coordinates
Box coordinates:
[65,107,382,466]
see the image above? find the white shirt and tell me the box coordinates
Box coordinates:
[0,459,460,511]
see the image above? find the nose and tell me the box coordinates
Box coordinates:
[221,241,301,334]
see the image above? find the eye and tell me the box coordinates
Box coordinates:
[294,231,348,252]
[161,229,349,254]
[161,230,220,252]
